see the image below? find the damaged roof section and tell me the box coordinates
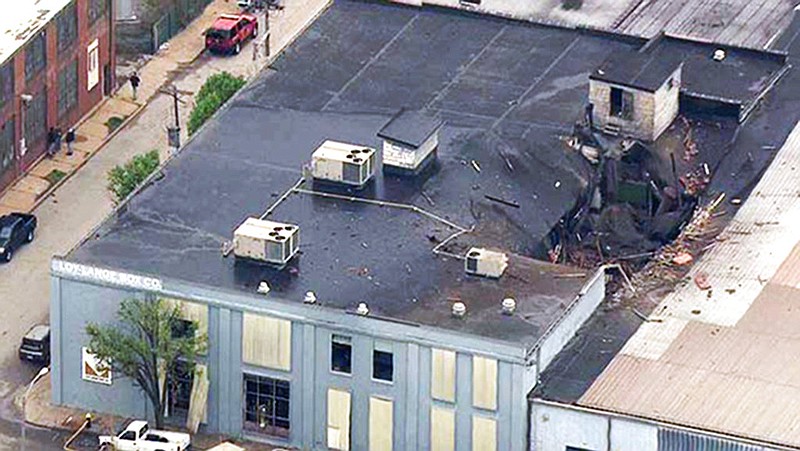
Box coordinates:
[1,0,73,66]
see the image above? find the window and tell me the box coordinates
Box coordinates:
[472,416,496,451]
[472,355,497,411]
[369,397,392,451]
[327,388,351,450]
[372,343,393,382]
[170,318,196,339]
[610,87,634,120]
[168,361,193,414]
[430,406,455,451]
[431,348,456,402]
[331,334,352,374]
[242,313,291,371]
[88,0,108,25]
[24,92,47,147]
[243,374,290,437]
[0,63,12,110]
[25,33,46,81]
[87,39,100,91]
[0,120,14,176]
[57,2,78,53]
[119,431,136,441]
[58,60,79,118]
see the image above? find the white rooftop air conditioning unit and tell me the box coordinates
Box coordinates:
[464,247,508,278]
[233,217,299,266]
[311,140,377,187]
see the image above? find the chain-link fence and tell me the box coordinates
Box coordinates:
[151,0,214,52]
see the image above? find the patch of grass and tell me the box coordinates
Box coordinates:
[562,0,583,10]
[105,115,128,134]
[45,169,68,186]
[188,72,246,135]
[107,150,160,204]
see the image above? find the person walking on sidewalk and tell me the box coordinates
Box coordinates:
[65,128,76,156]
[130,72,141,101]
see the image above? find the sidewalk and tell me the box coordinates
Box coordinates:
[0,0,240,217]
[22,374,294,450]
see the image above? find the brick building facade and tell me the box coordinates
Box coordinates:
[0,0,115,194]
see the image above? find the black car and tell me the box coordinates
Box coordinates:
[0,212,37,262]
[19,324,50,365]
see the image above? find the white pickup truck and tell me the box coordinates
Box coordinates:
[99,420,191,451]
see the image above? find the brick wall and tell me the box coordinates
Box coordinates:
[0,0,115,194]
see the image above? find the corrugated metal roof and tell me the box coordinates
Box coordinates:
[1,1,73,66]
[579,121,800,446]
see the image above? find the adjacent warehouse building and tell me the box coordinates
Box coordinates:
[0,0,115,193]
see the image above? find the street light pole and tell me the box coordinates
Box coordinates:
[21,366,50,445]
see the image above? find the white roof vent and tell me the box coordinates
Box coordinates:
[304,291,317,304]
[464,247,509,278]
[502,297,516,315]
[233,217,299,266]
[257,281,270,294]
[713,49,726,61]
[311,140,377,187]
[452,301,466,318]
[357,302,369,316]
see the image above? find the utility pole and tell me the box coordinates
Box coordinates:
[159,85,190,152]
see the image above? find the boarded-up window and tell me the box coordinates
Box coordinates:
[58,60,79,118]
[88,0,108,24]
[430,406,455,451]
[57,2,78,53]
[472,416,496,451]
[431,348,456,402]
[24,91,47,147]
[472,355,497,410]
[25,33,46,81]
[242,313,291,371]
[164,298,208,342]
[369,397,392,451]
[0,63,12,109]
[327,388,351,450]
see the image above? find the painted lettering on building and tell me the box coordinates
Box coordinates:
[53,260,163,291]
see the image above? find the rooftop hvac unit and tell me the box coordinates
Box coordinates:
[311,140,377,187]
[465,247,508,279]
[233,217,299,266]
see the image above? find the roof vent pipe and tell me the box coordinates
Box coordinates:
[257,281,271,295]
[452,302,467,318]
[713,49,726,61]
[502,297,516,315]
[357,302,369,316]
[304,291,317,304]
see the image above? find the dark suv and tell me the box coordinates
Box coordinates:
[19,324,50,365]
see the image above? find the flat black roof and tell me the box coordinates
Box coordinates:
[378,109,443,148]
[67,0,792,347]
[590,49,682,92]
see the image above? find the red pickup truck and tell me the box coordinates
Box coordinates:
[205,13,259,55]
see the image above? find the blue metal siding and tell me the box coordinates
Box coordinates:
[659,429,766,451]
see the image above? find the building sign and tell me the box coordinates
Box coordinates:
[82,347,112,385]
[87,39,99,91]
[53,260,163,291]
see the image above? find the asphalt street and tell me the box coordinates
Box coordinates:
[0,39,261,449]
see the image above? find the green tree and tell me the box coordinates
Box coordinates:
[188,72,246,135]
[107,150,160,204]
[86,298,207,428]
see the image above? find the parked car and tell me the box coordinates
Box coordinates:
[18,324,50,365]
[99,421,191,451]
[0,212,36,262]
[205,13,258,55]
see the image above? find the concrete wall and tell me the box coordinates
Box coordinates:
[530,401,785,451]
[537,268,605,372]
[51,270,533,450]
[589,67,680,142]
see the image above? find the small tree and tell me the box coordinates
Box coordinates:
[86,298,206,428]
[188,72,246,135]
[107,150,160,204]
